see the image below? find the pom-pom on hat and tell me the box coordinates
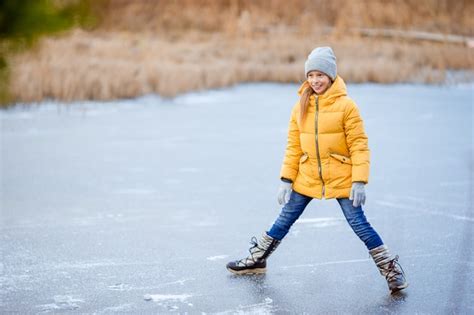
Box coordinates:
[304,46,337,81]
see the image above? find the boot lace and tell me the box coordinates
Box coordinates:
[385,255,405,282]
[235,237,261,267]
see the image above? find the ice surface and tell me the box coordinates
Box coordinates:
[1,83,473,313]
[144,293,193,302]
[99,303,134,312]
[206,255,229,261]
[37,295,84,312]
[144,293,194,311]
[215,297,274,314]
[295,217,345,227]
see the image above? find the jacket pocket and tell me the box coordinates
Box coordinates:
[300,153,309,163]
[329,153,352,165]
[298,152,315,184]
[329,153,352,188]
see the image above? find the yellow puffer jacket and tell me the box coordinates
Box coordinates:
[280,76,370,199]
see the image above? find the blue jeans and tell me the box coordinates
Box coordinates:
[267,190,384,250]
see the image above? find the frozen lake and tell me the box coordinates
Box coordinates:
[1,83,473,313]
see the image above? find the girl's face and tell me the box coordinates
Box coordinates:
[307,70,332,95]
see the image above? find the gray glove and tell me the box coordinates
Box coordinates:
[277,181,293,205]
[349,182,366,207]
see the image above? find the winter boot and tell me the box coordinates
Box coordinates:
[226,232,281,275]
[369,245,408,293]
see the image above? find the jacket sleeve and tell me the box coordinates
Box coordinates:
[280,104,303,182]
[344,101,370,184]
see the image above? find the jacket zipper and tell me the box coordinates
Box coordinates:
[314,96,325,198]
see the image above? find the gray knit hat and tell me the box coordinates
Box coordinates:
[304,46,337,81]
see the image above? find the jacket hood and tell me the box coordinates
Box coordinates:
[297,75,347,104]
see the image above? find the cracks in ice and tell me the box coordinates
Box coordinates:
[281,252,450,270]
[142,278,196,310]
[107,278,195,292]
[214,297,274,314]
[144,293,194,311]
[375,200,474,222]
[281,258,372,270]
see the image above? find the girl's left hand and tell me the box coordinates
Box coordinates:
[277,181,293,205]
[349,182,366,207]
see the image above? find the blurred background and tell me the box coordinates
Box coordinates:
[1,0,473,104]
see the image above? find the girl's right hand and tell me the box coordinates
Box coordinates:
[277,181,293,205]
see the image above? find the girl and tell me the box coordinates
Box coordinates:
[226,47,408,293]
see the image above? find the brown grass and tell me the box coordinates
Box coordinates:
[6,0,474,103]
[96,0,474,36]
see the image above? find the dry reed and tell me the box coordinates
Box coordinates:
[6,0,474,103]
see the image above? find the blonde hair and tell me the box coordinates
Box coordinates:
[299,85,313,125]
